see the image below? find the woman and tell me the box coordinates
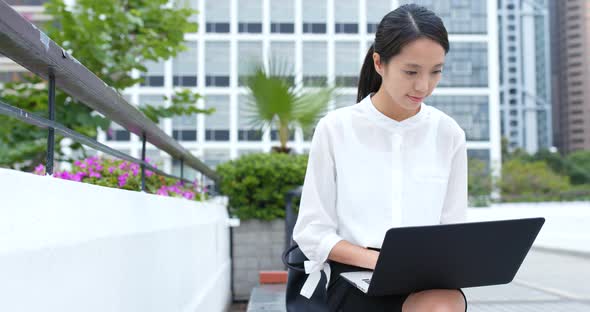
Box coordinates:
[292,4,468,312]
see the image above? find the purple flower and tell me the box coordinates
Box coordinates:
[108,167,115,174]
[182,191,195,200]
[118,173,129,187]
[89,171,101,178]
[34,164,45,175]
[156,186,168,196]
[74,160,82,167]
[146,170,154,177]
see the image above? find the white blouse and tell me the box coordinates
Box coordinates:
[292,94,468,298]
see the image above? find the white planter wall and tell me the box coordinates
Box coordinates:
[0,168,231,312]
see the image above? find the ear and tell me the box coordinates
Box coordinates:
[372,52,384,76]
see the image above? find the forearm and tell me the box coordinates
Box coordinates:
[328,240,380,270]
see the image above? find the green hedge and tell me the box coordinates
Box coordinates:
[217,153,308,221]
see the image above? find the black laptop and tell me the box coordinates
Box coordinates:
[340,217,545,296]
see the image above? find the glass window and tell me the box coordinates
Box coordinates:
[334,42,360,87]
[173,41,198,87]
[238,95,263,141]
[205,0,230,33]
[140,61,165,87]
[335,0,358,33]
[172,158,198,180]
[270,42,296,84]
[426,95,490,141]
[205,42,230,87]
[203,149,230,168]
[302,0,327,33]
[438,42,487,87]
[238,0,263,33]
[366,0,390,33]
[398,0,487,34]
[271,0,295,33]
[302,42,328,87]
[146,150,164,168]
[204,95,230,141]
[238,41,263,86]
[172,113,197,141]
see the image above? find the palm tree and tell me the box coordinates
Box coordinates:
[243,57,335,153]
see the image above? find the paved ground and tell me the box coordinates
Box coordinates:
[239,247,590,311]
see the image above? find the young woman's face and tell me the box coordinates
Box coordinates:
[373,37,446,112]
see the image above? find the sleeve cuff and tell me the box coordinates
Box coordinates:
[316,232,343,264]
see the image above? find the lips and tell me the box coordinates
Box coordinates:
[407,95,423,102]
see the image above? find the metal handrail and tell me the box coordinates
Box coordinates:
[0,0,219,183]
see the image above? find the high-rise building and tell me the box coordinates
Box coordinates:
[550,0,590,153]
[498,0,553,154]
[1,0,501,175]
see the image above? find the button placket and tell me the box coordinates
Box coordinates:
[391,132,403,227]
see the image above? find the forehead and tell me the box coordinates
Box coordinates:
[393,37,446,67]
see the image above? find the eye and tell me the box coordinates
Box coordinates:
[404,71,417,76]
[432,70,443,74]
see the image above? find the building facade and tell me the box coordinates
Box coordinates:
[498,0,553,154]
[1,0,501,176]
[550,0,590,153]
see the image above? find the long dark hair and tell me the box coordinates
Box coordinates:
[357,4,450,103]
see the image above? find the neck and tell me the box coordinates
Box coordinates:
[370,89,421,122]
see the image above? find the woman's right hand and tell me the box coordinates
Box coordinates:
[328,240,381,270]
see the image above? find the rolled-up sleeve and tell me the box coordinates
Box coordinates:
[440,130,468,224]
[293,117,343,266]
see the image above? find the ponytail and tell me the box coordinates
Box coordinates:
[357,44,382,103]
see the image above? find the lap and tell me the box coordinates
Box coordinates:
[326,261,467,312]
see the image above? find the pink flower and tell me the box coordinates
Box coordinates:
[182,191,195,200]
[146,170,154,177]
[118,173,129,187]
[156,186,168,196]
[108,167,115,174]
[33,164,45,175]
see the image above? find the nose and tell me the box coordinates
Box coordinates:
[414,76,429,93]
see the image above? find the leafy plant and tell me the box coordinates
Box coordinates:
[0,0,211,170]
[33,156,206,201]
[216,153,308,220]
[243,58,335,153]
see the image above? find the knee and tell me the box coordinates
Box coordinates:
[403,289,465,312]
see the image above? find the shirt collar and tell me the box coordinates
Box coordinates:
[361,93,430,131]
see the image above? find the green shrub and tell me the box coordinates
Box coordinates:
[498,159,571,202]
[217,153,308,221]
[468,158,493,207]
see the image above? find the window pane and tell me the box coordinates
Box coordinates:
[141,61,165,87]
[204,95,230,141]
[173,41,198,87]
[334,93,357,109]
[302,42,327,86]
[366,0,390,33]
[206,0,229,23]
[205,42,230,86]
[302,0,326,23]
[238,41,263,85]
[238,0,262,33]
[334,42,360,87]
[270,41,295,82]
[398,0,487,34]
[427,95,489,141]
[271,0,294,23]
[335,0,358,33]
[238,95,263,141]
[203,149,230,168]
[439,42,487,87]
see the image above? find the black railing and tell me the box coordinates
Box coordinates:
[0,1,219,189]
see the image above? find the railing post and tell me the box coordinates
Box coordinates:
[141,133,146,192]
[180,158,184,181]
[46,71,56,176]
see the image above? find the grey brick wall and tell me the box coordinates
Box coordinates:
[233,219,285,301]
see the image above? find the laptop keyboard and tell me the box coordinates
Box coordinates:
[362,278,371,285]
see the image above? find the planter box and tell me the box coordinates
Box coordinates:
[232,219,285,300]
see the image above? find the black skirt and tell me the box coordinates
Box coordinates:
[326,261,468,312]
